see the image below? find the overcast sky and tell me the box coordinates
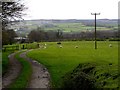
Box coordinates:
[22,0,119,20]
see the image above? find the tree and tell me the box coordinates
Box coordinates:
[1,0,26,45]
[2,30,9,45]
[1,1,26,30]
[2,29,17,45]
[28,27,46,42]
[28,30,39,42]
[56,29,63,42]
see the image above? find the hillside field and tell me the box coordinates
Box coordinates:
[15,19,118,36]
[27,41,118,88]
[44,23,114,32]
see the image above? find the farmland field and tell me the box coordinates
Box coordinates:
[27,41,118,88]
[44,23,113,32]
[16,19,117,36]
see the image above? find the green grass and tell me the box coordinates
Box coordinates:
[44,23,113,32]
[2,51,13,75]
[19,42,42,49]
[9,51,32,88]
[2,42,40,75]
[27,41,118,88]
[3,45,19,51]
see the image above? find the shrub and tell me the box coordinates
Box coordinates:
[62,63,96,90]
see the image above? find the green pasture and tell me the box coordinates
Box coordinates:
[27,41,118,88]
[44,23,113,32]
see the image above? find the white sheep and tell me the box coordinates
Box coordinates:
[75,46,78,48]
[59,45,63,48]
[45,43,47,46]
[109,44,112,47]
[44,46,46,49]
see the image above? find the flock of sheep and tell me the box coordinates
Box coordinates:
[38,43,113,49]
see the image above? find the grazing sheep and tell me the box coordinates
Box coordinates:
[45,43,47,46]
[109,44,112,47]
[75,46,78,48]
[39,44,41,48]
[59,45,63,48]
[44,46,46,49]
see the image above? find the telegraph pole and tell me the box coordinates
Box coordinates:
[91,13,100,49]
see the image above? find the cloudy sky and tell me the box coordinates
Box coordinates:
[22,0,119,20]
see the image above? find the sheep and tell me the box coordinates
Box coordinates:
[59,45,63,48]
[75,46,78,48]
[39,44,41,48]
[45,43,47,46]
[109,44,112,47]
[44,46,46,49]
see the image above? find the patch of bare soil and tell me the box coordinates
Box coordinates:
[20,50,50,89]
[2,52,22,88]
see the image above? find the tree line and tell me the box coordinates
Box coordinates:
[27,27,119,42]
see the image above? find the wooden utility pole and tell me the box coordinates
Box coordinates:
[91,13,100,49]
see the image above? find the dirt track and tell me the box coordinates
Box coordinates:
[2,52,22,88]
[2,50,50,89]
[19,50,50,88]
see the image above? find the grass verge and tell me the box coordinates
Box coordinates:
[2,51,13,75]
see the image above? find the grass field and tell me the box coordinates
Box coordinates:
[44,23,113,32]
[27,41,118,88]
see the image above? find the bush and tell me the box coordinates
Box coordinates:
[57,42,61,44]
[62,63,96,90]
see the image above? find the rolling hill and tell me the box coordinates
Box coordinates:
[12,19,118,37]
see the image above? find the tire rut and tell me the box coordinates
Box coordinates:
[2,52,22,88]
[20,50,50,89]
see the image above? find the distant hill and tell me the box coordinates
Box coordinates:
[16,19,118,26]
[13,19,117,37]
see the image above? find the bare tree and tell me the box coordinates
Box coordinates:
[0,0,27,30]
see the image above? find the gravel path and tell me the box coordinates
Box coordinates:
[2,52,22,88]
[20,50,50,89]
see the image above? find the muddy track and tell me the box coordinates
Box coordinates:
[20,50,50,89]
[2,52,22,88]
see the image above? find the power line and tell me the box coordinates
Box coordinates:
[91,13,100,49]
